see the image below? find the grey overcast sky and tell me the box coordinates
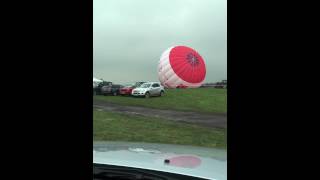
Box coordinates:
[93,0,226,84]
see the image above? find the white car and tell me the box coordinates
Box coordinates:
[131,82,165,98]
[94,141,227,180]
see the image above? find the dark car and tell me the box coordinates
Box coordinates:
[93,81,112,95]
[101,84,123,96]
[214,82,227,89]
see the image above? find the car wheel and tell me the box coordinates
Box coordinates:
[160,91,164,97]
[113,92,117,96]
[145,92,150,98]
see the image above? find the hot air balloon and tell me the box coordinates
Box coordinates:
[158,46,206,88]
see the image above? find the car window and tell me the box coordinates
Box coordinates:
[136,82,146,87]
[140,83,151,88]
[152,83,159,87]
[124,83,134,87]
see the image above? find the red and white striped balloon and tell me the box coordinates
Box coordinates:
[158,46,206,88]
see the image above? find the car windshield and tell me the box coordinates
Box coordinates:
[134,83,143,87]
[123,83,134,87]
[93,0,226,179]
[140,83,151,88]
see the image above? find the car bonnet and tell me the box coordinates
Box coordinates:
[94,141,227,180]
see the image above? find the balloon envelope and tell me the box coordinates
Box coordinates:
[158,46,206,88]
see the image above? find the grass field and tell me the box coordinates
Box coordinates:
[93,109,226,149]
[94,88,227,114]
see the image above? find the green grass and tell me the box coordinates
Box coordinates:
[94,88,227,114]
[93,109,226,149]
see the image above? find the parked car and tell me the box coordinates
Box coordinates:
[93,81,112,95]
[131,82,165,98]
[214,82,227,89]
[101,84,123,96]
[119,83,136,96]
[94,141,227,180]
[134,81,146,88]
[214,80,227,89]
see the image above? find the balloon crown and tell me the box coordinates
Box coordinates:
[186,53,200,66]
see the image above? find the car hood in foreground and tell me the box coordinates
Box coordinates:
[93,141,227,180]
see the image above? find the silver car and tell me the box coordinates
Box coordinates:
[94,141,227,180]
[131,82,165,98]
